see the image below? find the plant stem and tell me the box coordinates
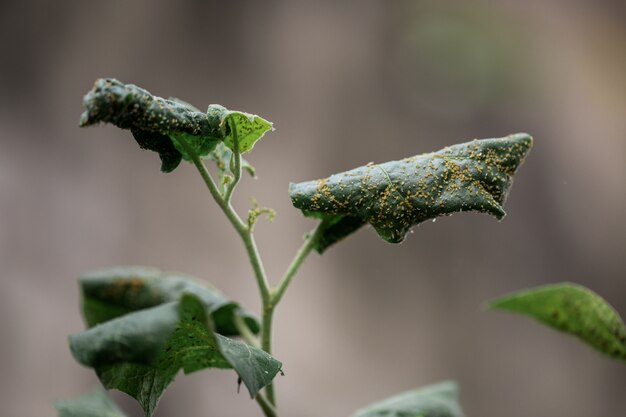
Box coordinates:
[233,313,260,348]
[224,120,242,204]
[261,305,276,405]
[256,393,278,417]
[272,222,324,305]
[261,222,324,406]
[179,133,324,416]
[176,137,271,306]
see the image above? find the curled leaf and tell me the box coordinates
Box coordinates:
[79,79,273,172]
[79,266,259,336]
[290,134,532,250]
[79,79,218,137]
[489,283,626,361]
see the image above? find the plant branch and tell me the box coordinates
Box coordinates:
[233,313,260,348]
[256,393,277,417]
[272,222,324,305]
[261,306,276,405]
[175,137,271,305]
[260,222,324,407]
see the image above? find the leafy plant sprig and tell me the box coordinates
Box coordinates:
[59,78,625,416]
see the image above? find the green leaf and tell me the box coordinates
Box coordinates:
[290,133,532,250]
[489,283,626,361]
[70,294,282,417]
[206,104,273,154]
[350,381,465,417]
[79,79,273,172]
[169,131,223,163]
[79,79,217,137]
[54,387,127,417]
[79,79,222,172]
[79,266,260,336]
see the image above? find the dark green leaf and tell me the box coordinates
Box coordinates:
[80,79,218,138]
[131,129,182,173]
[313,214,365,254]
[54,387,127,417]
[79,79,272,172]
[290,134,532,250]
[70,294,282,417]
[79,79,221,172]
[79,266,260,336]
[350,381,465,417]
[489,283,626,361]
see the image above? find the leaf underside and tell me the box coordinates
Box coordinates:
[350,381,465,417]
[289,133,532,252]
[70,294,281,417]
[79,78,272,172]
[80,266,260,336]
[489,283,626,361]
[54,387,127,417]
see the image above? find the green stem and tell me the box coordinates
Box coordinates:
[261,222,324,406]
[233,313,260,348]
[261,306,276,405]
[224,119,242,203]
[176,137,271,306]
[178,134,323,416]
[256,393,277,417]
[272,222,324,305]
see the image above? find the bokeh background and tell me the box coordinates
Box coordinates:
[2,1,626,416]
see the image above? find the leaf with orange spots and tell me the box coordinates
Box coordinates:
[489,283,626,361]
[289,134,532,251]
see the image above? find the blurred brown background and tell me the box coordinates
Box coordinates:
[1,1,626,416]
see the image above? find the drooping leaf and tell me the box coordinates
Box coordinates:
[350,381,465,417]
[54,387,127,417]
[79,266,259,336]
[79,79,273,172]
[79,79,217,137]
[290,133,532,251]
[130,129,182,173]
[70,294,282,417]
[489,283,626,361]
[79,79,221,172]
[206,104,273,154]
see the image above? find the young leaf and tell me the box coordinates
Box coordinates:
[79,266,260,336]
[206,104,273,154]
[54,387,127,417]
[489,283,626,361]
[350,381,465,417]
[290,133,532,250]
[70,294,282,417]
